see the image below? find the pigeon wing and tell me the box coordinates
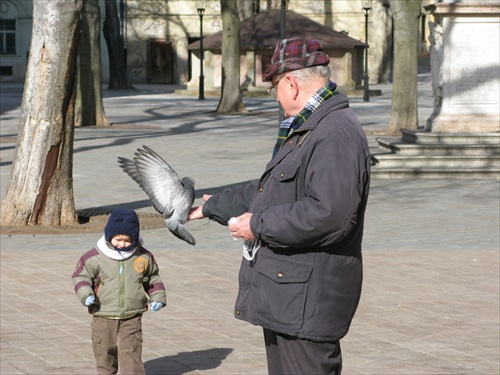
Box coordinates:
[118,155,164,214]
[132,146,192,219]
[164,176,196,245]
[118,157,145,190]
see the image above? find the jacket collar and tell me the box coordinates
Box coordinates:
[268,92,350,168]
[97,235,140,261]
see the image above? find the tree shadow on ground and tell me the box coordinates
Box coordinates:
[144,348,233,375]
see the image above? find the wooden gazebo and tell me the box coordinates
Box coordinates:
[187,10,366,92]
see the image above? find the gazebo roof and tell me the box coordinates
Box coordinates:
[188,9,365,52]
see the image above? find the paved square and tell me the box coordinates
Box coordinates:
[1,68,499,374]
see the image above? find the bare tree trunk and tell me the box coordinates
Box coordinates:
[238,0,259,19]
[103,0,133,89]
[0,0,82,226]
[76,0,110,127]
[387,0,421,135]
[216,0,248,114]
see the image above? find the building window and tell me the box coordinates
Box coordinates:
[0,19,16,54]
[0,66,13,75]
[421,15,427,42]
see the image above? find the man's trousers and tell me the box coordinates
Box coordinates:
[264,328,342,375]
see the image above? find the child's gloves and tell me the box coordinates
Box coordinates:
[85,295,96,306]
[150,302,165,312]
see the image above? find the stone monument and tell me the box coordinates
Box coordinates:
[425,1,500,133]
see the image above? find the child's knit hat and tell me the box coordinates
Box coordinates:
[104,208,140,251]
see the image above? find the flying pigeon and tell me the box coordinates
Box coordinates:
[118,146,196,246]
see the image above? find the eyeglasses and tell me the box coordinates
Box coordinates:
[267,76,284,97]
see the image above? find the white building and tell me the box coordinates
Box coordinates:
[0,0,431,85]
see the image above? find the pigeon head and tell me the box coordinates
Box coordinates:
[181,177,195,189]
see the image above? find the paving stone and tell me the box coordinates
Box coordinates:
[1,68,498,374]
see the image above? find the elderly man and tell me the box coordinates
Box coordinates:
[189,38,371,374]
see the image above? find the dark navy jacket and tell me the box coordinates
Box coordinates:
[203,93,370,341]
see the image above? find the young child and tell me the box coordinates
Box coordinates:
[72,208,166,375]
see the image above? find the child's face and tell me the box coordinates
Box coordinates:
[111,234,133,249]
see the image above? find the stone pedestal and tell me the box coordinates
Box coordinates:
[425,1,500,133]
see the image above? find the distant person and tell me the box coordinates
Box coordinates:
[189,38,371,374]
[72,208,166,375]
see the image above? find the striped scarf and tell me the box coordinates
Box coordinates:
[272,80,338,157]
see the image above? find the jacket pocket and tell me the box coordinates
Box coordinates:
[268,160,301,204]
[254,251,313,331]
[270,160,300,182]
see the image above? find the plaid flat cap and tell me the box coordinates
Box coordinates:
[264,38,330,81]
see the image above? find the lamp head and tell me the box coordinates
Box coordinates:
[363,0,373,11]
[197,1,206,14]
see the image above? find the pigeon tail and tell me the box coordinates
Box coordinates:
[166,220,196,246]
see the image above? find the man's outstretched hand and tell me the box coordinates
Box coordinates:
[188,194,211,221]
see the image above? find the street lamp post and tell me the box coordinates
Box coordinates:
[197,1,206,100]
[279,0,286,125]
[362,0,372,102]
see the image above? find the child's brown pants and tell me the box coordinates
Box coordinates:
[91,314,145,375]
